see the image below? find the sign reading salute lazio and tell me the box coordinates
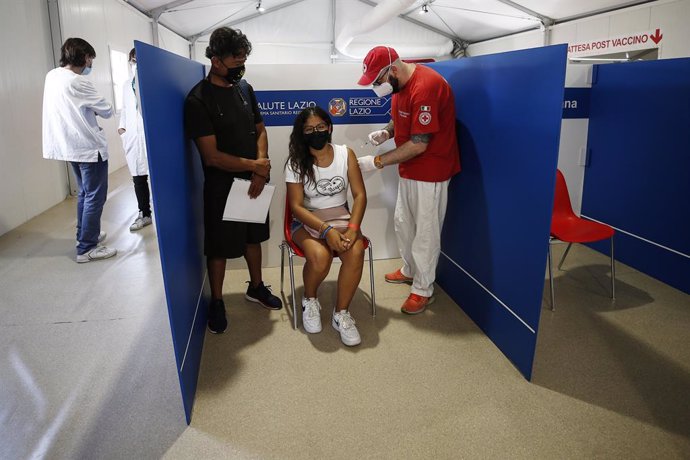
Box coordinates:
[254,89,391,126]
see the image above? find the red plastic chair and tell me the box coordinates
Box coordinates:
[279,196,376,330]
[548,170,615,310]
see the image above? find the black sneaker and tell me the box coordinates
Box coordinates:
[245,281,283,310]
[207,299,228,334]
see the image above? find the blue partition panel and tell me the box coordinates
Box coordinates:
[431,45,567,379]
[582,58,690,294]
[135,41,209,423]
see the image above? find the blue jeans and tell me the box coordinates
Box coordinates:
[70,156,109,255]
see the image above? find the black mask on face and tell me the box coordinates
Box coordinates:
[304,130,329,150]
[222,62,245,85]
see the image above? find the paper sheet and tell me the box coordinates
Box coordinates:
[222,179,275,223]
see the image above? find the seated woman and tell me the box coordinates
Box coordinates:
[284,106,367,346]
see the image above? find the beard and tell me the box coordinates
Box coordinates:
[389,76,401,94]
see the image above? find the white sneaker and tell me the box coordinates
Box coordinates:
[76,231,106,247]
[76,245,117,263]
[130,212,152,231]
[302,297,322,333]
[332,309,361,346]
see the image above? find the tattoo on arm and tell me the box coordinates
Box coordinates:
[411,133,431,144]
[385,120,394,137]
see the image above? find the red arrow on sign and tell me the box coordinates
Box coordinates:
[650,28,663,44]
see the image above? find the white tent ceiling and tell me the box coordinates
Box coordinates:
[125,0,655,58]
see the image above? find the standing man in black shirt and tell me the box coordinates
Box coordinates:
[185,27,282,334]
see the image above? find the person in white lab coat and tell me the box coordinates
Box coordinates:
[42,38,117,263]
[118,48,152,231]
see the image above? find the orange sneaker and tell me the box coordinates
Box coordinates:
[401,294,434,315]
[385,268,413,284]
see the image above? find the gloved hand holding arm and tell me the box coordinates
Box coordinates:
[359,133,431,173]
[357,155,377,172]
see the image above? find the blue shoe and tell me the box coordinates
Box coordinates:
[245,281,282,310]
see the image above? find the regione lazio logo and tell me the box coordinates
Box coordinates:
[329,98,347,117]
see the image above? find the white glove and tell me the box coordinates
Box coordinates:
[368,129,390,146]
[357,155,378,173]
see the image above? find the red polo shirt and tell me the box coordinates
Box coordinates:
[392,64,461,182]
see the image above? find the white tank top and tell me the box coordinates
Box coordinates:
[284,143,349,210]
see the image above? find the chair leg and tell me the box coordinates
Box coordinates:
[280,243,285,294]
[288,252,298,330]
[548,241,555,311]
[610,236,616,301]
[557,242,573,270]
[367,241,376,317]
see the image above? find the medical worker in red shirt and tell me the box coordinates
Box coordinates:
[357,46,461,315]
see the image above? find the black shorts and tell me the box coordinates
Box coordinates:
[204,177,269,259]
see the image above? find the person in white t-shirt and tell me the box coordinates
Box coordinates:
[284,106,367,346]
[42,38,117,263]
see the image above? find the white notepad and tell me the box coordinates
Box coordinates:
[222,178,275,223]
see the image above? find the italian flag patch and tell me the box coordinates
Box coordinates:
[420,105,431,111]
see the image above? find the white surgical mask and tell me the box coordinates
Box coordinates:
[81,66,92,76]
[373,81,393,97]
[130,63,137,75]
[371,46,393,97]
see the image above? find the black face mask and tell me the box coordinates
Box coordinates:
[224,64,245,85]
[305,130,329,150]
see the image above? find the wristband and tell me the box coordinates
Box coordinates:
[374,155,384,169]
[320,225,334,239]
[347,223,360,231]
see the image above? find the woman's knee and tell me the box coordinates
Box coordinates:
[305,248,332,273]
[342,242,365,266]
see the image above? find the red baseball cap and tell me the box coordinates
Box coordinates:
[358,46,399,86]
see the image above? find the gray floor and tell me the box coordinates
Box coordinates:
[0,168,186,459]
[1,168,689,459]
